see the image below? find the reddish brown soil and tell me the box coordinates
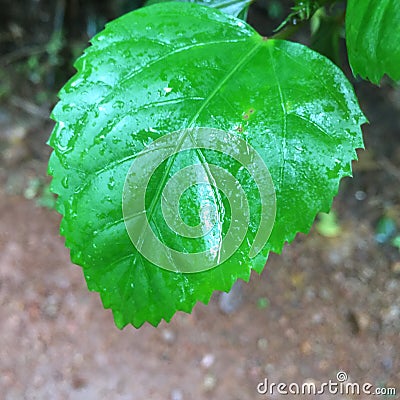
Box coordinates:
[0,165,399,399]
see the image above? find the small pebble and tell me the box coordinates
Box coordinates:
[355,190,367,201]
[304,287,316,301]
[161,329,176,344]
[203,374,216,392]
[41,295,60,319]
[382,306,400,325]
[201,353,215,369]
[355,312,370,331]
[348,310,370,333]
[71,375,86,389]
[171,388,183,400]
[360,266,375,280]
[319,288,332,301]
[386,279,399,291]
[257,338,268,351]
[318,359,329,371]
[218,280,243,314]
[311,313,324,324]
[3,144,30,167]
[391,262,400,274]
[300,341,312,355]
[33,374,44,387]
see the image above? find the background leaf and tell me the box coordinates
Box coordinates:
[346,0,400,84]
[48,3,365,328]
[144,0,252,19]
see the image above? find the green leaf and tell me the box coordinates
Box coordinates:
[375,216,396,244]
[48,3,365,328]
[316,211,341,238]
[144,0,251,19]
[346,0,400,84]
[392,235,400,251]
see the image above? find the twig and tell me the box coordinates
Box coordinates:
[0,0,65,67]
[270,22,305,40]
[9,96,49,120]
[0,45,47,67]
[378,157,400,183]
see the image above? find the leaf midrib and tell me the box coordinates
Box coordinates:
[137,39,264,257]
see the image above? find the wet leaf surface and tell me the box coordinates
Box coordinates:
[48,3,365,328]
[346,0,400,84]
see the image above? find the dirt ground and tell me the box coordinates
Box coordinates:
[0,81,399,400]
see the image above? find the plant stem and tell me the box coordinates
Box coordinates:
[270,21,304,40]
[270,0,343,40]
